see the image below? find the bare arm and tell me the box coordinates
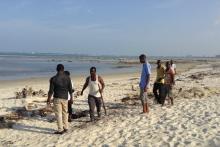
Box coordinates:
[47,78,54,104]
[98,76,105,93]
[171,72,175,85]
[68,77,73,103]
[144,74,150,92]
[81,77,89,95]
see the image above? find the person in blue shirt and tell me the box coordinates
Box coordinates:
[139,54,151,113]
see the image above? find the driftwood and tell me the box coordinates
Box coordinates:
[15,87,47,99]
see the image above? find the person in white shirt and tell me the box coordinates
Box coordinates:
[64,71,75,122]
[80,67,105,122]
[170,60,177,74]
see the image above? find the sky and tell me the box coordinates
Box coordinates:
[0,0,220,56]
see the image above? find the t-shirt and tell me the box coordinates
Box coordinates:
[68,80,74,100]
[171,64,176,74]
[155,66,165,84]
[48,72,73,100]
[139,62,151,89]
[165,68,174,85]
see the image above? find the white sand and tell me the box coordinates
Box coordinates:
[1,62,220,147]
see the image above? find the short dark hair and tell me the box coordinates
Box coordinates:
[139,54,146,60]
[64,71,70,76]
[170,60,173,64]
[157,60,161,64]
[90,67,96,72]
[166,61,171,66]
[56,64,64,72]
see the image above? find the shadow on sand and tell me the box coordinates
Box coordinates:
[12,123,55,134]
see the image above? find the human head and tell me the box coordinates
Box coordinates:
[56,64,64,72]
[64,71,70,76]
[90,66,96,76]
[166,61,171,69]
[139,54,146,63]
[157,60,161,67]
[170,60,173,65]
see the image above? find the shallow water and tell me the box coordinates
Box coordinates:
[0,54,140,80]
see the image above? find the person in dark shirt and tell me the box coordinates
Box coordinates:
[47,64,73,134]
[64,70,75,122]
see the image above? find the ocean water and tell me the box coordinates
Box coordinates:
[0,53,141,80]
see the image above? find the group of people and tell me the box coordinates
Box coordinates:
[47,64,105,134]
[47,54,176,134]
[139,54,176,114]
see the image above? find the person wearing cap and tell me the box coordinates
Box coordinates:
[139,54,151,113]
[80,67,105,122]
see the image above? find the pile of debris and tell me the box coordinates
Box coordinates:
[0,116,15,129]
[177,87,206,99]
[187,72,208,80]
[15,87,47,99]
[121,94,140,105]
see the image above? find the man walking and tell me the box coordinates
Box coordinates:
[153,60,165,104]
[139,54,151,113]
[47,64,73,134]
[162,61,175,106]
[64,71,75,122]
[81,67,105,122]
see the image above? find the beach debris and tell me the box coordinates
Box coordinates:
[129,78,139,81]
[4,112,23,121]
[114,65,134,69]
[15,87,47,98]
[112,83,119,85]
[22,88,28,98]
[178,88,183,93]
[39,106,54,117]
[203,86,220,95]
[178,87,206,99]
[25,103,38,110]
[187,72,208,80]
[0,118,15,129]
[74,91,81,98]
[72,110,90,119]
[131,85,137,91]
[121,94,140,105]
[23,104,54,117]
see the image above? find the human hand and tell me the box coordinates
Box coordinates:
[47,99,51,106]
[100,89,103,94]
[69,98,73,104]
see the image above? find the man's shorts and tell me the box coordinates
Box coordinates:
[164,84,173,97]
[139,89,147,104]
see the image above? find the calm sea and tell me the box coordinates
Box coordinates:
[0,53,141,80]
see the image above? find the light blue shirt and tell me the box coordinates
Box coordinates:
[139,62,151,89]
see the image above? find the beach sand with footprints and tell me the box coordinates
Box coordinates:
[1,59,220,146]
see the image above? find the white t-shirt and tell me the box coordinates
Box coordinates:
[68,80,73,100]
[171,64,176,74]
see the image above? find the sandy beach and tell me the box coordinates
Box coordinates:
[1,59,220,147]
